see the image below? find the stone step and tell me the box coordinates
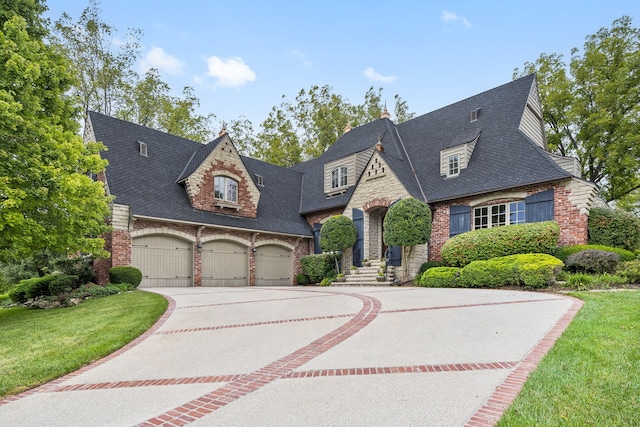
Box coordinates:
[333,281,393,287]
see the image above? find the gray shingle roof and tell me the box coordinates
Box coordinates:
[89,112,311,236]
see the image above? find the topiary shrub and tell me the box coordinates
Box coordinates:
[458,253,563,288]
[617,259,640,284]
[565,250,619,274]
[300,254,336,283]
[588,207,640,251]
[48,274,80,295]
[418,267,462,288]
[555,244,635,263]
[109,266,143,288]
[296,273,309,286]
[441,221,560,267]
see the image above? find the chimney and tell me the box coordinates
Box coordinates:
[219,122,227,137]
[344,123,352,134]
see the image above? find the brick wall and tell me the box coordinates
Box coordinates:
[429,179,594,261]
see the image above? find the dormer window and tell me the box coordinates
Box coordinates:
[448,155,459,176]
[470,108,480,123]
[214,176,237,203]
[331,166,348,189]
[138,141,148,157]
[255,174,264,186]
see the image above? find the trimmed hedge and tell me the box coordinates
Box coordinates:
[8,274,80,303]
[300,254,336,283]
[588,207,640,251]
[555,244,635,263]
[459,253,564,289]
[441,221,560,267]
[565,250,619,274]
[109,266,143,288]
[417,267,462,288]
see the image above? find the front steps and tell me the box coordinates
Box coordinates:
[336,260,395,286]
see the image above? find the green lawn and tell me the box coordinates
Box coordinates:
[497,291,640,426]
[0,291,167,398]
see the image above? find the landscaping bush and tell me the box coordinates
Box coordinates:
[69,284,121,298]
[617,259,640,284]
[555,244,635,263]
[565,250,619,274]
[109,266,143,288]
[296,273,309,285]
[418,267,462,288]
[111,283,135,292]
[588,207,640,251]
[23,275,58,299]
[417,261,443,277]
[8,281,30,304]
[300,254,336,283]
[441,221,560,267]
[458,253,563,288]
[55,256,95,285]
[48,275,80,295]
[563,272,628,290]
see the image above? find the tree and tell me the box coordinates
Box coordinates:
[0,13,111,265]
[383,198,432,279]
[53,0,141,116]
[320,215,357,273]
[249,85,414,167]
[514,16,640,204]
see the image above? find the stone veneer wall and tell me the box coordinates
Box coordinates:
[429,178,596,261]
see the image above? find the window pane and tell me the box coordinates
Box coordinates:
[340,167,348,186]
[226,179,237,202]
[214,177,224,199]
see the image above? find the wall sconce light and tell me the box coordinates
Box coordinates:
[251,247,257,254]
[196,242,202,249]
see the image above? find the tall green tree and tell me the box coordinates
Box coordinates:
[0,13,111,262]
[249,85,414,167]
[514,16,640,204]
[53,0,141,116]
[383,198,432,280]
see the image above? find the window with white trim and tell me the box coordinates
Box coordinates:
[331,166,348,189]
[474,201,525,229]
[448,155,459,176]
[214,176,238,203]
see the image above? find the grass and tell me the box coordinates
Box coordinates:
[0,290,167,398]
[497,291,640,426]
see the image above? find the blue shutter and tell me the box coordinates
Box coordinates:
[313,223,322,254]
[449,205,471,237]
[525,189,554,223]
[387,246,402,267]
[352,208,364,267]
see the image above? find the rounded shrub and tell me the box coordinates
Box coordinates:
[300,254,336,283]
[441,221,560,267]
[109,266,143,288]
[320,215,357,253]
[565,250,619,274]
[555,244,635,263]
[296,273,309,285]
[417,261,443,277]
[513,253,565,288]
[588,207,640,251]
[458,253,563,288]
[418,267,461,288]
[24,275,58,299]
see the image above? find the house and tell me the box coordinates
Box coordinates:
[86,74,599,287]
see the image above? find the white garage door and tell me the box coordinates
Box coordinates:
[201,240,248,286]
[132,235,193,287]
[255,245,292,286]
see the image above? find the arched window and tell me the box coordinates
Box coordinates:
[331,166,348,189]
[214,176,238,203]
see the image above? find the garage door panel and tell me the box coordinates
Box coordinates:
[132,235,193,288]
[201,240,248,287]
[255,245,292,286]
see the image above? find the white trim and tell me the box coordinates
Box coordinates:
[255,240,295,251]
[130,227,196,242]
[200,234,251,246]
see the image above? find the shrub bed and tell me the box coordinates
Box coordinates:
[300,254,337,283]
[459,253,563,288]
[588,207,640,251]
[555,244,635,263]
[618,259,640,284]
[565,250,619,274]
[441,221,560,267]
[418,267,462,287]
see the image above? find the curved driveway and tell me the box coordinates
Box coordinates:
[0,286,582,426]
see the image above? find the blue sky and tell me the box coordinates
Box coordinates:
[44,1,640,128]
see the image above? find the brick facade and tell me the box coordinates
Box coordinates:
[429,178,594,261]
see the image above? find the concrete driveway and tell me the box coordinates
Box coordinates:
[0,286,582,426]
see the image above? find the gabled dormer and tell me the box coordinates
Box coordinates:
[323,149,373,196]
[176,134,261,218]
[440,132,480,178]
[519,79,547,149]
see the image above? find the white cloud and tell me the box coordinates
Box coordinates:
[140,47,185,75]
[288,49,311,67]
[442,10,471,28]
[364,67,397,83]
[206,56,256,88]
